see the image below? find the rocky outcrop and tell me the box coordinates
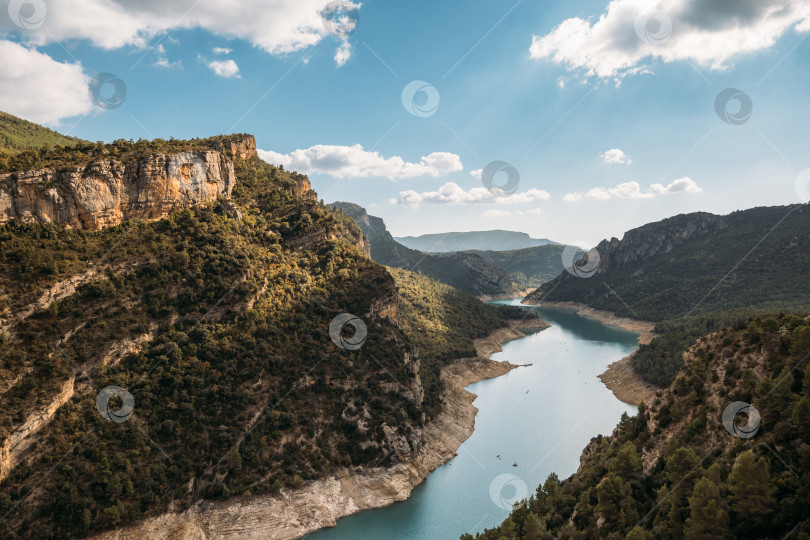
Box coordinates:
[214,135,257,161]
[588,212,725,274]
[286,174,316,200]
[532,212,726,293]
[0,136,258,230]
[0,376,74,483]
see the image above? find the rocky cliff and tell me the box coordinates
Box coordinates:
[524,206,810,321]
[0,135,257,230]
[555,212,725,284]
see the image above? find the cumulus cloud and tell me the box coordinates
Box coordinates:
[206,58,241,78]
[650,176,703,195]
[212,47,233,55]
[258,145,463,180]
[601,148,632,164]
[564,177,701,201]
[393,183,551,207]
[0,40,93,125]
[334,41,352,67]
[469,169,483,178]
[4,0,356,65]
[530,0,810,80]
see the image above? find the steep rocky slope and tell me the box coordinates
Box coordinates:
[0,126,527,538]
[331,202,513,296]
[0,135,256,230]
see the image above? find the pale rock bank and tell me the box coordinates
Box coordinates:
[91,319,547,540]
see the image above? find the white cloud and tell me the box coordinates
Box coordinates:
[393,183,551,207]
[650,176,703,195]
[5,0,357,66]
[530,0,810,80]
[212,47,233,55]
[601,148,632,164]
[469,169,483,178]
[207,59,240,78]
[564,177,701,201]
[153,44,181,69]
[258,145,463,180]
[0,40,93,125]
[334,41,352,66]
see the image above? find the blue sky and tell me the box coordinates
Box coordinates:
[2,0,810,244]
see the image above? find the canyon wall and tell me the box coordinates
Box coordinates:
[0,136,258,230]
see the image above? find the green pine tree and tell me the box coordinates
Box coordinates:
[728,451,773,534]
[684,476,730,539]
[610,442,642,482]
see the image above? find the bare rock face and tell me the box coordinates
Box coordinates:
[589,212,726,274]
[0,376,75,483]
[0,136,258,230]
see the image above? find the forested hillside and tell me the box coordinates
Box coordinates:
[331,202,513,296]
[526,205,810,321]
[452,245,568,291]
[466,313,810,539]
[0,135,520,538]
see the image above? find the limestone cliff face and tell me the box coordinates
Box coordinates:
[0,136,258,230]
[533,211,727,293]
[589,212,725,274]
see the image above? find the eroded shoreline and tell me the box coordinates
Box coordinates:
[92,319,547,540]
[519,299,659,406]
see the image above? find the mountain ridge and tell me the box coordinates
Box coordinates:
[526,204,810,322]
[330,201,514,297]
[396,229,558,253]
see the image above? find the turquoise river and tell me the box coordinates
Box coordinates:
[305,301,640,539]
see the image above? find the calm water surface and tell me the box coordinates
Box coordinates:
[306,301,639,540]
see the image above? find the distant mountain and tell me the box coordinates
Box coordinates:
[525,205,810,321]
[395,230,558,253]
[451,245,568,291]
[330,202,513,296]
